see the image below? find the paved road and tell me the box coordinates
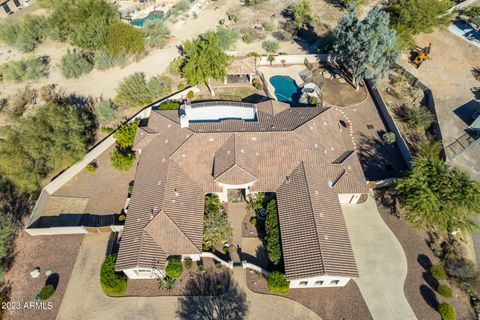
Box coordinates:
[343,196,417,320]
[57,233,320,320]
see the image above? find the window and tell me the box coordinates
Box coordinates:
[330,280,340,285]
[134,269,152,276]
[299,281,308,286]
[314,280,324,286]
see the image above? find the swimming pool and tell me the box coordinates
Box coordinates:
[270,75,302,104]
[130,11,164,27]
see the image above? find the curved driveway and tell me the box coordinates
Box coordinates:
[57,233,320,320]
[342,196,417,320]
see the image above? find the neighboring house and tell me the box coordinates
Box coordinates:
[115,99,368,288]
[225,56,256,84]
[0,0,25,16]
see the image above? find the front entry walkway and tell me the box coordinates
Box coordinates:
[342,195,416,320]
[57,233,320,320]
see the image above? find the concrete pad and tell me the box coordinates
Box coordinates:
[343,195,416,320]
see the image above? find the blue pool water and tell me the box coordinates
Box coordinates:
[270,75,302,104]
[131,11,165,27]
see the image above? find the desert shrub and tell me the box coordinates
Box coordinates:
[94,49,126,70]
[187,90,194,100]
[165,257,183,279]
[250,217,257,226]
[61,50,94,79]
[85,161,98,173]
[383,132,396,144]
[38,284,55,300]
[0,57,48,82]
[0,102,94,192]
[0,15,48,52]
[430,264,446,281]
[70,15,111,51]
[437,303,455,320]
[267,271,289,294]
[9,87,37,118]
[114,122,138,149]
[107,22,145,55]
[214,26,239,50]
[242,34,253,44]
[265,200,282,265]
[114,72,153,108]
[174,0,190,13]
[263,21,275,32]
[95,99,117,126]
[437,284,453,298]
[159,101,180,110]
[100,255,127,296]
[262,40,279,53]
[169,57,184,75]
[143,20,170,48]
[184,259,193,269]
[157,276,176,291]
[110,149,135,171]
[146,75,172,100]
[400,105,435,130]
[0,219,16,260]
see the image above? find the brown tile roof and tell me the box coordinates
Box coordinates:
[226,57,256,74]
[117,101,367,275]
[255,100,291,116]
[277,162,358,280]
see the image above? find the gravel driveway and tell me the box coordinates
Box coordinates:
[343,196,416,320]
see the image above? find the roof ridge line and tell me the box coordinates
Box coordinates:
[301,161,328,276]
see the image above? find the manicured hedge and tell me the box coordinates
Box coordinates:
[267,271,289,295]
[165,257,183,279]
[437,303,455,320]
[100,255,127,296]
[430,264,446,281]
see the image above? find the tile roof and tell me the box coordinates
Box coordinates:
[277,162,358,280]
[116,100,367,277]
[226,57,256,74]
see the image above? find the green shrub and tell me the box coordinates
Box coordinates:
[0,15,48,52]
[165,257,183,279]
[157,276,176,291]
[263,21,275,32]
[267,271,289,294]
[8,86,37,118]
[383,132,396,144]
[437,284,453,298]
[100,255,127,296]
[187,90,194,100]
[110,149,135,171]
[61,50,94,79]
[215,26,239,50]
[146,75,172,100]
[143,20,170,48]
[95,100,117,126]
[114,72,151,108]
[94,49,126,71]
[159,101,180,110]
[184,259,193,269]
[430,264,446,280]
[250,217,257,226]
[169,57,184,75]
[85,161,98,173]
[223,246,230,254]
[107,21,145,55]
[242,34,253,44]
[265,200,282,265]
[262,40,280,53]
[114,122,138,149]
[437,303,455,320]
[0,57,48,82]
[404,106,435,131]
[38,284,55,300]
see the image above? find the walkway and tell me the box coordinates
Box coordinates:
[342,195,416,320]
[57,233,320,320]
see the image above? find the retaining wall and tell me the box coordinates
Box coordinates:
[257,54,331,66]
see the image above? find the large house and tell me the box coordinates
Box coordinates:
[115,100,368,288]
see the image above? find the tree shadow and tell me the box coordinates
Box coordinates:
[417,254,432,271]
[422,271,439,291]
[45,273,60,290]
[177,270,249,319]
[374,189,399,217]
[419,284,438,310]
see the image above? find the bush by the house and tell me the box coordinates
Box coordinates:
[262,40,280,53]
[430,264,446,281]
[61,50,94,79]
[100,255,127,296]
[265,199,282,266]
[0,57,48,82]
[383,132,396,144]
[267,271,289,294]
[437,284,453,298]
[107,21,145,55]
[159,101,180,110]
[252,78,263,91]
[157,276,176,291]
[85,161,98,173]
[165,257,183,279]
[184,258,193,269]
[115,73,170,108]
[114,122,138,150]
[110,149,135,171]
[38,284,55,300]
[187,90,194,100]
[94,99,117,126]
[437,303,455,320]
[146,75,172,100]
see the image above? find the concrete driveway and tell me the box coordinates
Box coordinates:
[343,196,416,320]
[57,233,320,320]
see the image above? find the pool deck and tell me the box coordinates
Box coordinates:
[257,65,306,99]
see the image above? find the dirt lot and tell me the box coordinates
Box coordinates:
[376,192,475,320]
[247,270,373,320]
[3,230,84,320]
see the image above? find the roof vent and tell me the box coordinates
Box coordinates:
[165,139,169,144]
[174,189,180,197]
[328,179,333,188]
[208,137,214,142]
[240,149,245,153]
[286,176,290,183]
[324,235,329,240]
